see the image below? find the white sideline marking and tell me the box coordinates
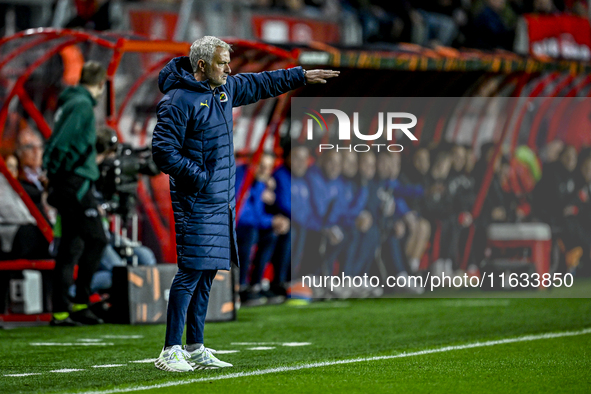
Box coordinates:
[78,339,104,342]
[440,300,511,307]
[102,335,143,339]
[75,327,591,394]
[247,347,275,350]
[30,343,114,346]
[50,369,84,373]
[92,365,126,368]
[215,350,239,354]
[4,373,42,377]
[231,342,311,346]
[129,359,156,364]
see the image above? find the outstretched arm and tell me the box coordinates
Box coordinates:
[229,67,339,107]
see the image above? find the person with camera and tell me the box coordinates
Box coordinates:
[42,61,108,326]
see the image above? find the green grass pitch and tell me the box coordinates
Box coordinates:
[1,297,590,393]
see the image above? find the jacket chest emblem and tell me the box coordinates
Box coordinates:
[220,92,229,102]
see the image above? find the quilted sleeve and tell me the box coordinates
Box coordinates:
[228,67,306,107]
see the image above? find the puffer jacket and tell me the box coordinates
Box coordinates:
[152,56,305,271]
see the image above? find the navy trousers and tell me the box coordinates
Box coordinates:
[236,225,277,286]
[164,268,217,347]
[342,225,381,276]
[270,229,291,285]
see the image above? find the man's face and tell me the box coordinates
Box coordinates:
[256,154,274,182]
[322,151,342,180]
[291,147,309,178]
[17,132,43,169]
[377,154,391,180]
[488,0,506,11]
[452,146,466,172]
[204,47,231,88]
[413,149,430,175]
[358,152,376,181]
[431,154,452,180]
[96,81,106,100]
[560,146,577,173]
[341,151,358,179]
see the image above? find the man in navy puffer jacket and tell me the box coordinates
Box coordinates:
[151,36,338,372]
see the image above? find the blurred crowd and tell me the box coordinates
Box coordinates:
[0,126,156,298]
[235,139,591,303]
[340,0,589,49]
[0,0,589,51]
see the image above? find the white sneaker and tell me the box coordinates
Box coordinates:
[154,345,194,372]
[185,345,233,369]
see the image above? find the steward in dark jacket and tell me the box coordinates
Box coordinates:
[44,85,100,205]
[42,61,108,326]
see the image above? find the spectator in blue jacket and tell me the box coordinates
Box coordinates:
[375,151,409,276]
[341,151,377,276]
[151,36,339,372]
[288,144,312,276]
[376,151,424,293]
[301,150,344,277]
[236,153,289,305]
[264,144,298,299]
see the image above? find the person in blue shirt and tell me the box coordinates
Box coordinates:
[287,144,312,277]
[374,151,409,276]
[340,151,377,276]
[301,150,344,277]
[370,150,424,294]
[235,153,289,305]
[151,36,339,372]
[261,144,305,299]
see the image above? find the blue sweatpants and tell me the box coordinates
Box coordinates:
[164,268,217,347]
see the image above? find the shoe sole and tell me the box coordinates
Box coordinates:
[154,359,193,372]
[193,365,220,370]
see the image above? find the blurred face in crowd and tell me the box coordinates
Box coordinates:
[377,152,391,180]
[488,0,506,11]
[534,0,553,13]
[291,146,309,178]
[560,146,577,173]
[285,0,305,12]
[581,156,591,183]
[431,153,452,180]
[544,140,564,163]
[413,148,430,176]
[390,153,401,180]
[341,151,358,179]
[201,47,231,89]
[358,152,376,181]
[17,131,43,170]
[321,151,342,180]
[451,145,467,173]
[255,154,275,182]
[5,155,18,178]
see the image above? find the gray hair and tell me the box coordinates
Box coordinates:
[189,36,231,72]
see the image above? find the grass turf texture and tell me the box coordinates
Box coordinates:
[1,298,590,393]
